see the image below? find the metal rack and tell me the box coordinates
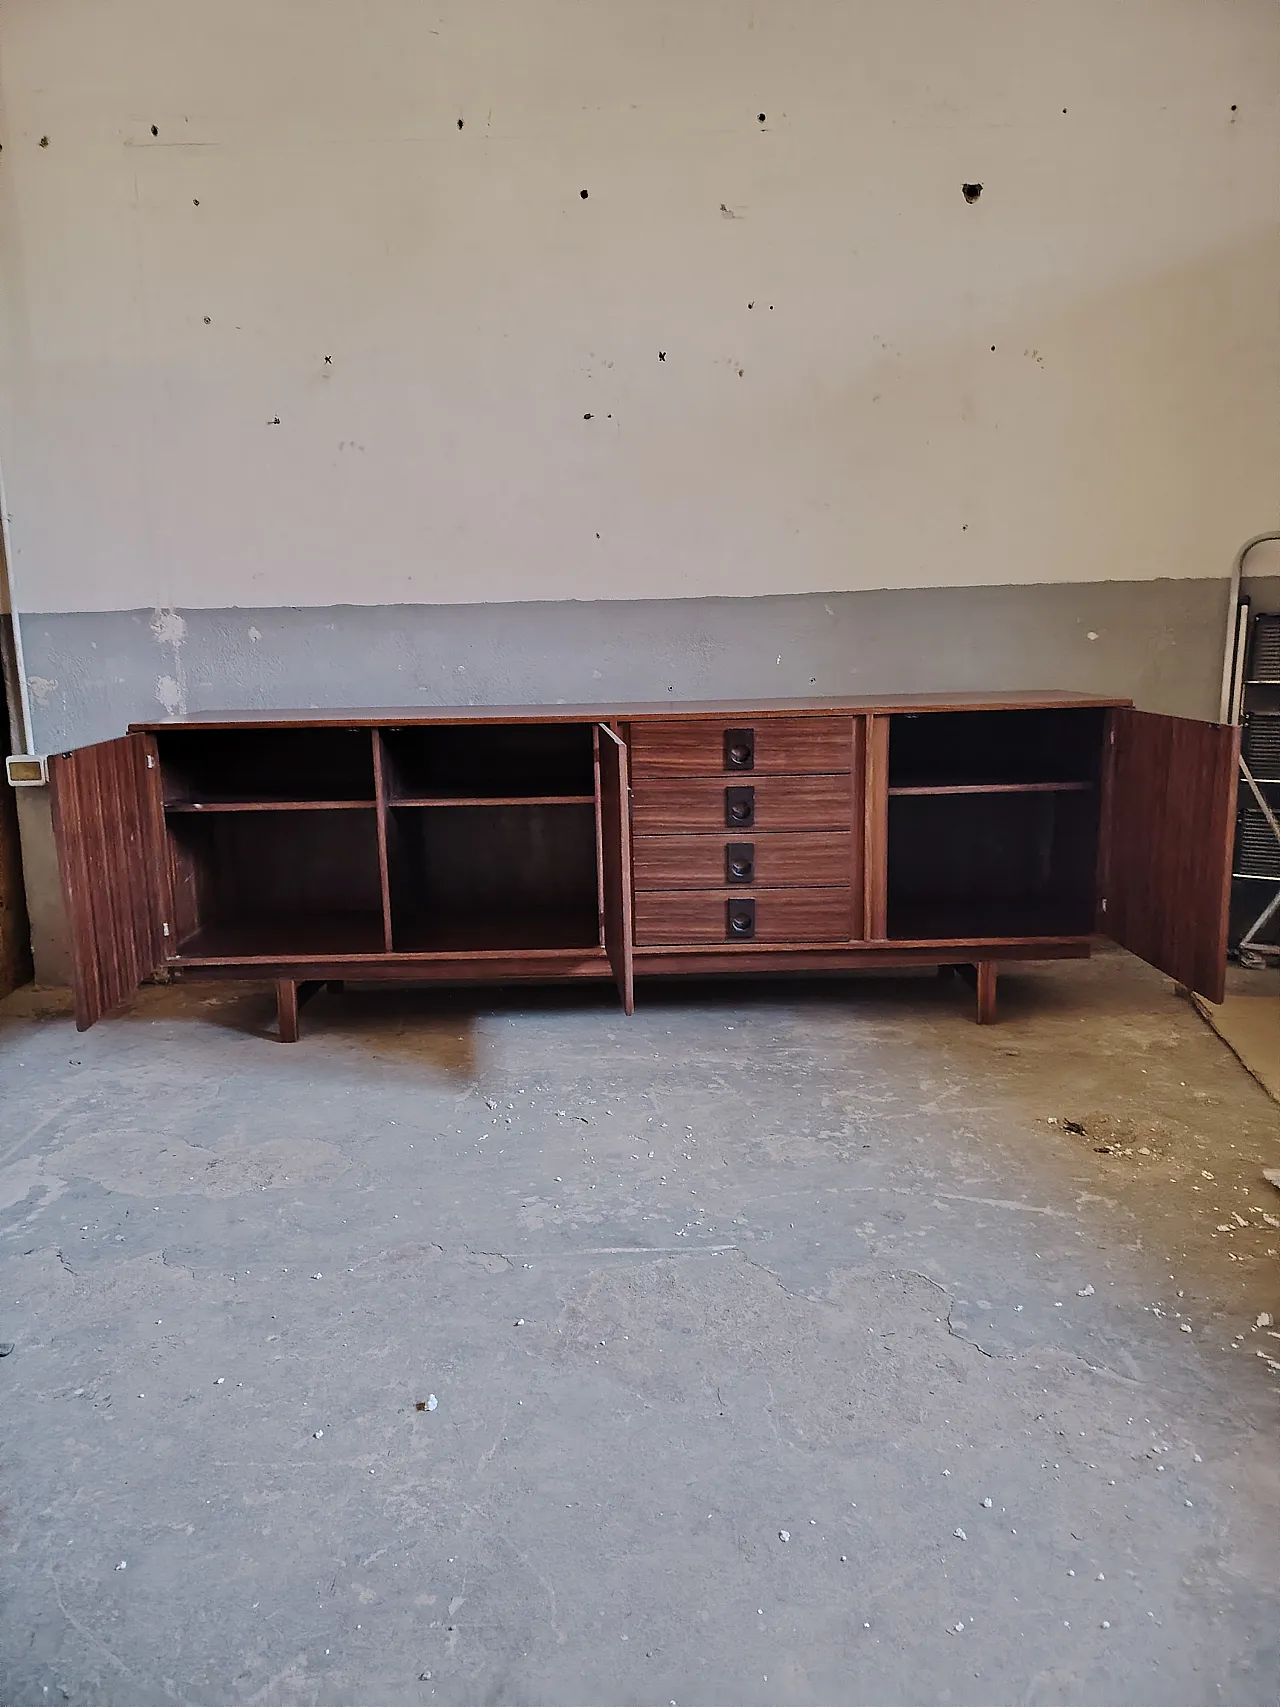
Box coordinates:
[1232,611,1280,964]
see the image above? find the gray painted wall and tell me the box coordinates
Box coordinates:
[18,572,1279,983]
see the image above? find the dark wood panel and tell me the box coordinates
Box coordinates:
[129,691,1129,733]
[385,802,599,951]
[380,723,595,800]
[632,832,853,890]
[1100,709,1239,1002]
[49,733,165,1028]
[631,774,853,834]
[887,707,1107,788]
[157,727,376,804]
[886,791,1099,942]
[628,716,853,777]
[372,731,395,952]
[634,887,853,946]
[597,725,634,1014]
[863,715,889,940]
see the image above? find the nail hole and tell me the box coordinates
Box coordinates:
[457,118,464,129]
[39,136,49,148]
[151,124,158,137]
[583,413,593,420]
[580,188,589,199]
[193,198,200,206]
[990,344,996,351]
[658,351,666,361]
[962,183,982,203]
[1231,104,1238,112]
[757,112,766,123]
[203,316,211,324]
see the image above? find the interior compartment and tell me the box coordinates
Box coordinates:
[887,790,1099,939]
[888,708,1106,789]
[381,723,595,801]
[388,802,601,951]
[158,727,376,805]
[168,808,385,957]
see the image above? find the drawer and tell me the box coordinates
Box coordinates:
[629,716,853,777]
[631,774,853,834]
[634,887,854,946]
[633,832,854,890]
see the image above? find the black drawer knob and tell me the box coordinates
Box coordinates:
[724,785,755,827]
[725,841,755,883]
[726,898,756,939]
[724,727,755,771]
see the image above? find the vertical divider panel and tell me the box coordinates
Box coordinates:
[372,730,395,952]
[592,726,607,947]
[863,715,890,940]
[141,733,178,955]
[849,716,867,940]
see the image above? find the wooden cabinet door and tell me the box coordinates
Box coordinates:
[1099,709,1239,1002]
[49,733,166,1029]
[596,724,634,1014]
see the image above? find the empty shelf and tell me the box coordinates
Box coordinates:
[176,912,388,961]
[886,898,1094,942]
[166,799,376,812]
[392,908,602,955]
[888,780,1093,797]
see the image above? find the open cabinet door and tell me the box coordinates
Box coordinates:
[1100,709,1239,1003]
[596,724,635,1015]
[49,733,166,1030]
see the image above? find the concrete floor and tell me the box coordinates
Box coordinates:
[1,949,1278,1707]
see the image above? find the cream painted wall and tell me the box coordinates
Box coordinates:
[0,0,1276,615]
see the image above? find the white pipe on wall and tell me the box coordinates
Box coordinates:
[0,451,35,758]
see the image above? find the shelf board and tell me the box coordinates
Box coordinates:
[390,795,596,808]
[166,799,376,813]
[174,912,388,962]
[886,897,1095,942]
[888,780,1094,797]
[392,908,602,955]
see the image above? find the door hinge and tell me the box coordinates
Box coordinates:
[162,921,171,937]
[1099,897,1107,913]
[146,753,155,768]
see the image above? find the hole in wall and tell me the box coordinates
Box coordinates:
[757,112,766,123]
[39,135,49,147]
[580,188,589,199]
[962,183,982,203]
[151,124,158,136]
[457,118,464,129]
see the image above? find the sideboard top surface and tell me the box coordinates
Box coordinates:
[130,690,1130,733]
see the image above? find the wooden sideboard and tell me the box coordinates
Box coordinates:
[48,693,1240,1036]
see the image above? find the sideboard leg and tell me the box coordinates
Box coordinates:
[276,978,324,1041]
[975,959,998,1025]
[276,978,299,1043]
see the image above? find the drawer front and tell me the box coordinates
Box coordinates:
[629,716,853,777]
[634,887,854,946]
[631,774,853,834]
[633,832,854,890]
